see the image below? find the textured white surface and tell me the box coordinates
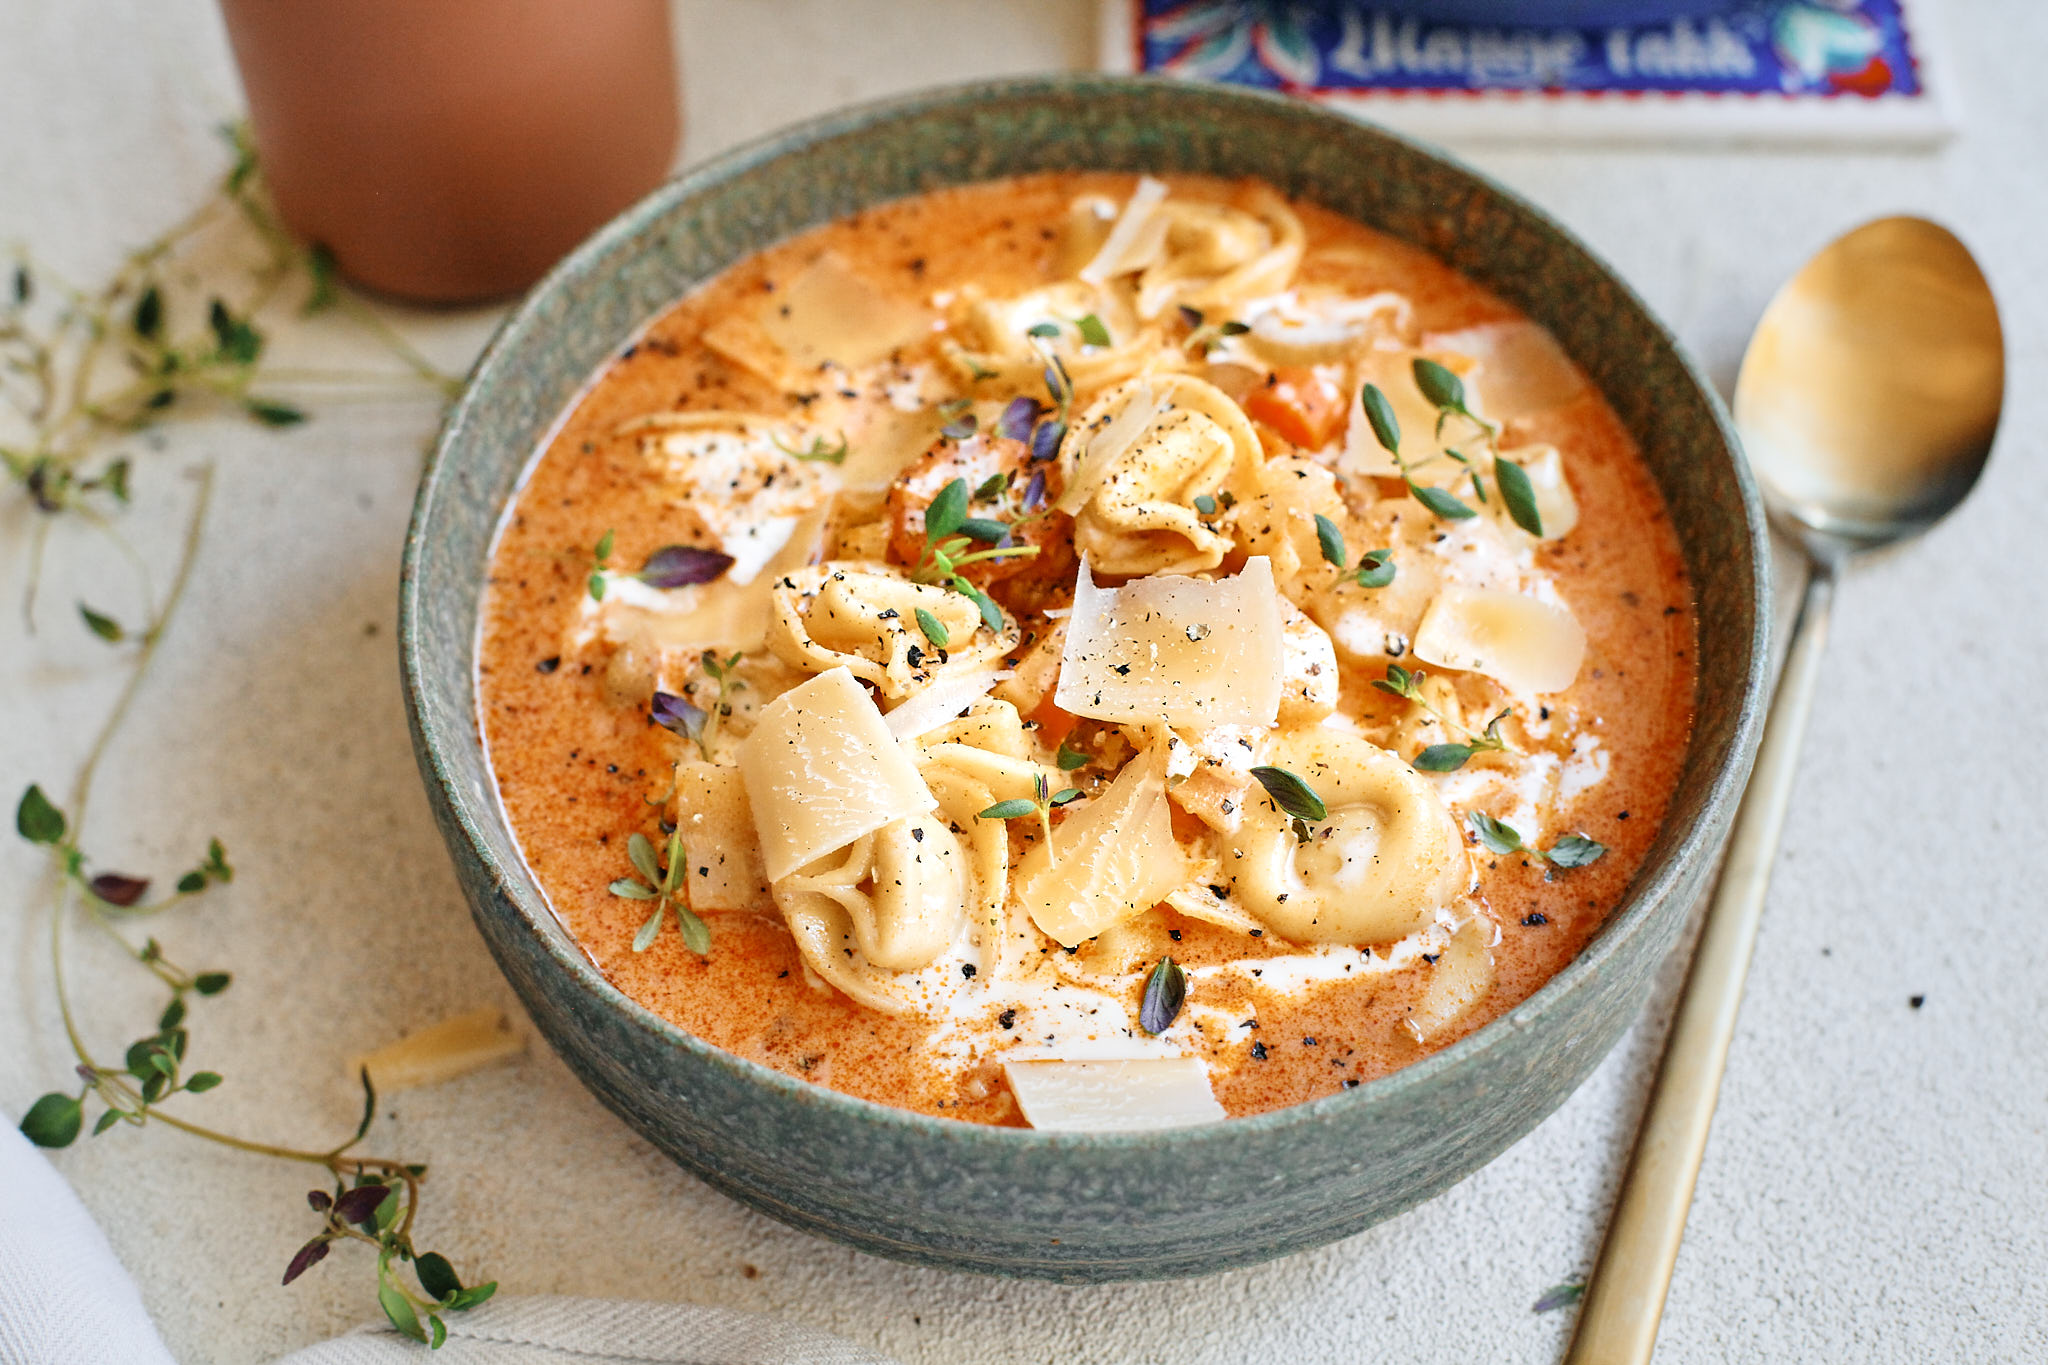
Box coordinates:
[2,2,2044,1362]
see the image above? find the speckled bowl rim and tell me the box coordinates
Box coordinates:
[403,76,1770,1160]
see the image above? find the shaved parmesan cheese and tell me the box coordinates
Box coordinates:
[1055,557,1283,728]
[704,252,929,382]
[1404,917,1496,1044]
[597,501,830,654]
[1077,176,1170,286]
[739,668,936,881]
[1425,320,1587,419]
[1243,290,1411,365]
[672,763,768,909]
[1411,586,1586,695]
[1056,380,1165,514]
[1019,747,1188,948]
[353,1008,525,1093]
[883,669,1013,742]
[723,514,799,585]
[1005,1057,1226,1132]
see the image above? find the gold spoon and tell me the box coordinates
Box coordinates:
[1564,216,2004,1364]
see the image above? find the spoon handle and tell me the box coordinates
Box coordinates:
[1564,565,1835,1365]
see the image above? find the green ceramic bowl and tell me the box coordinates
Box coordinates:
[401,76,1769,1282]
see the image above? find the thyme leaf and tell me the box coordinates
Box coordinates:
[1546,833,1608,868]
[1494,456,1545,538]
[1314,513,1347,569]
[1354,548,1395,589]
[1249,766,1327,823]
[772,431,849,464]
[1139,957,1187,1035]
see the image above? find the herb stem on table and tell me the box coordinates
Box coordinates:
[9,129,491,1348]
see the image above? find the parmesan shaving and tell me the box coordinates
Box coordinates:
[1004,1057,1226,1132]
[1404,916,1497,1043]
[352,1008,526,1093]
[883,669,1013,742]
[1054,556,1283,728]
[1411,586,1587,696]
[1077,176,1169,286]
[1018,746,1188,949]
[1055,380,1164,514]
[738,667,937,882]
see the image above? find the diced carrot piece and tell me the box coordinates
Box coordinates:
[1030,689,1079,750]
[1244,367,1347,449]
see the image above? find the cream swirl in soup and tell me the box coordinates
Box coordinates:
[478,174,1696,1128]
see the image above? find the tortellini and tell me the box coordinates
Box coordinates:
[1079,181,1307,322]
[942,280,1160,391]
[773,814,968,1014]
[1058,375,1264,575]
[1237,289,1413,367]
[1225,455,1352,589]
[1229,728,1470,945]
[766,561,1018,700]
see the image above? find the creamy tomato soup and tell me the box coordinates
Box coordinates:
[479,174,1695,1129]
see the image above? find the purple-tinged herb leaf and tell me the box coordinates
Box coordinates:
[281,1236,330,1286]
[1030,419,1065,463]
[638,544,733,589]
[997,395,1043,442]
[650,691,707,743]
[1021,468,1047,512]
[1532,1281,1585,1314]
[88,872,150,906]
[940,413,978,441]
[307,1189,332,1213]
[1139,958,1187,1035]
[332,1184,387,1228]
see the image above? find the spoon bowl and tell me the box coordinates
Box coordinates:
[1734,215,2004,557]
[1568,216,2003,1364]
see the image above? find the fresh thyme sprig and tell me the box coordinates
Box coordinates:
[1177,305,1250,358]
[1467,811,1608,871]
[978,771,1083,858]
[587,531,733,601]
[2,121,461,626]
[1359,381,1477,524]
[15,473,493,1343]
[1409,358,1543,538]
[1310,515,1397,588]
[9,131,487,1347]
[610,829,709,954]
[910,476,1032,631]
[772,430,849,465]
[1375,663,1517,773]
[650,649,745,760]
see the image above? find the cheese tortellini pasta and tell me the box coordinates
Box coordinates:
[1228,728,1470,945]
[526,171,1663,1126]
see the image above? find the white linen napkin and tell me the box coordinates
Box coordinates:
[0,1117,178,1365]
[1,1113,898,1365]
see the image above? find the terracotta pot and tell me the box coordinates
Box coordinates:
[219,0,680,304]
